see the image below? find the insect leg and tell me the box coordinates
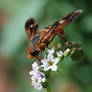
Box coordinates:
[26,48,41,61]
[55,28,67,42]
[56,32,67,42]
[26,48,33,59]
[48,34,57,44]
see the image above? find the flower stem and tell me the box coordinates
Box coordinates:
[46,70,51,92]
[46,80,51,92]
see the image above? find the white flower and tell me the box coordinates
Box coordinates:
[31,71,45,90]
[29,61,40,76]
[32,61,40,70]
[63,48,70,56]
[48,48,54,55]
[29,61,46,90]
[32,80,43,90]
[41,54,60,71]
[30,70,45,90]
[57,51,63,58]
[29,70,37,76]
[37,72,45,83]
[31,71,45,83]
[65,48,70,53]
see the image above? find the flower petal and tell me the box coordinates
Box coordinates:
[51,65,57,71]
[44,64,50,71]
[65,48,70,53]
[48,48,54,54]
[41,59,48,64]
[38,72,46,82]
[31,75,37,80]
[29,71,36,75]
[34,83,43,90]
[63,48,70,56]
[47,53,54,61]
[57,51,63,57]
[32,62,38,67]
[53,58,60,64]
[32,61,40,70]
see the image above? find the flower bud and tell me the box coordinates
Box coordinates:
[63,48,70,57]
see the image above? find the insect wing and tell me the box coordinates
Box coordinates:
[25,18,39,40]
[47,10,83,34]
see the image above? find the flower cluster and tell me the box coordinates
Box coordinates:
[29,48,71,90]
[29,62,46,90]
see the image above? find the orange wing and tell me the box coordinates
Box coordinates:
[25,18,39,40]
[47,10,83,34]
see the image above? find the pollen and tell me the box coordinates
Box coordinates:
[48,61,54,66]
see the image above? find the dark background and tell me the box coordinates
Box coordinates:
[0,0,92,92]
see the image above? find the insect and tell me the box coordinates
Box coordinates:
[25,10,83,61]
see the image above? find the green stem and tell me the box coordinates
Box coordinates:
[46,70,51,92]
[46,79,50,92]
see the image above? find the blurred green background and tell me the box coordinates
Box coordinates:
[0,0,92,92]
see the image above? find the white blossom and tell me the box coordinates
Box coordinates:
[31,71,45,83]
[32,61,40,70]
[32,80,43,90]
[57,51,63,58]
[48,48,54,55]
[30,71,45,90]
[65,48,70,53]
[63,48,70,56]
[41,54,60,71]
[29,61,46,90]
[30,70,45,90]
[29,70,37,76]
[29,61,40,76]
